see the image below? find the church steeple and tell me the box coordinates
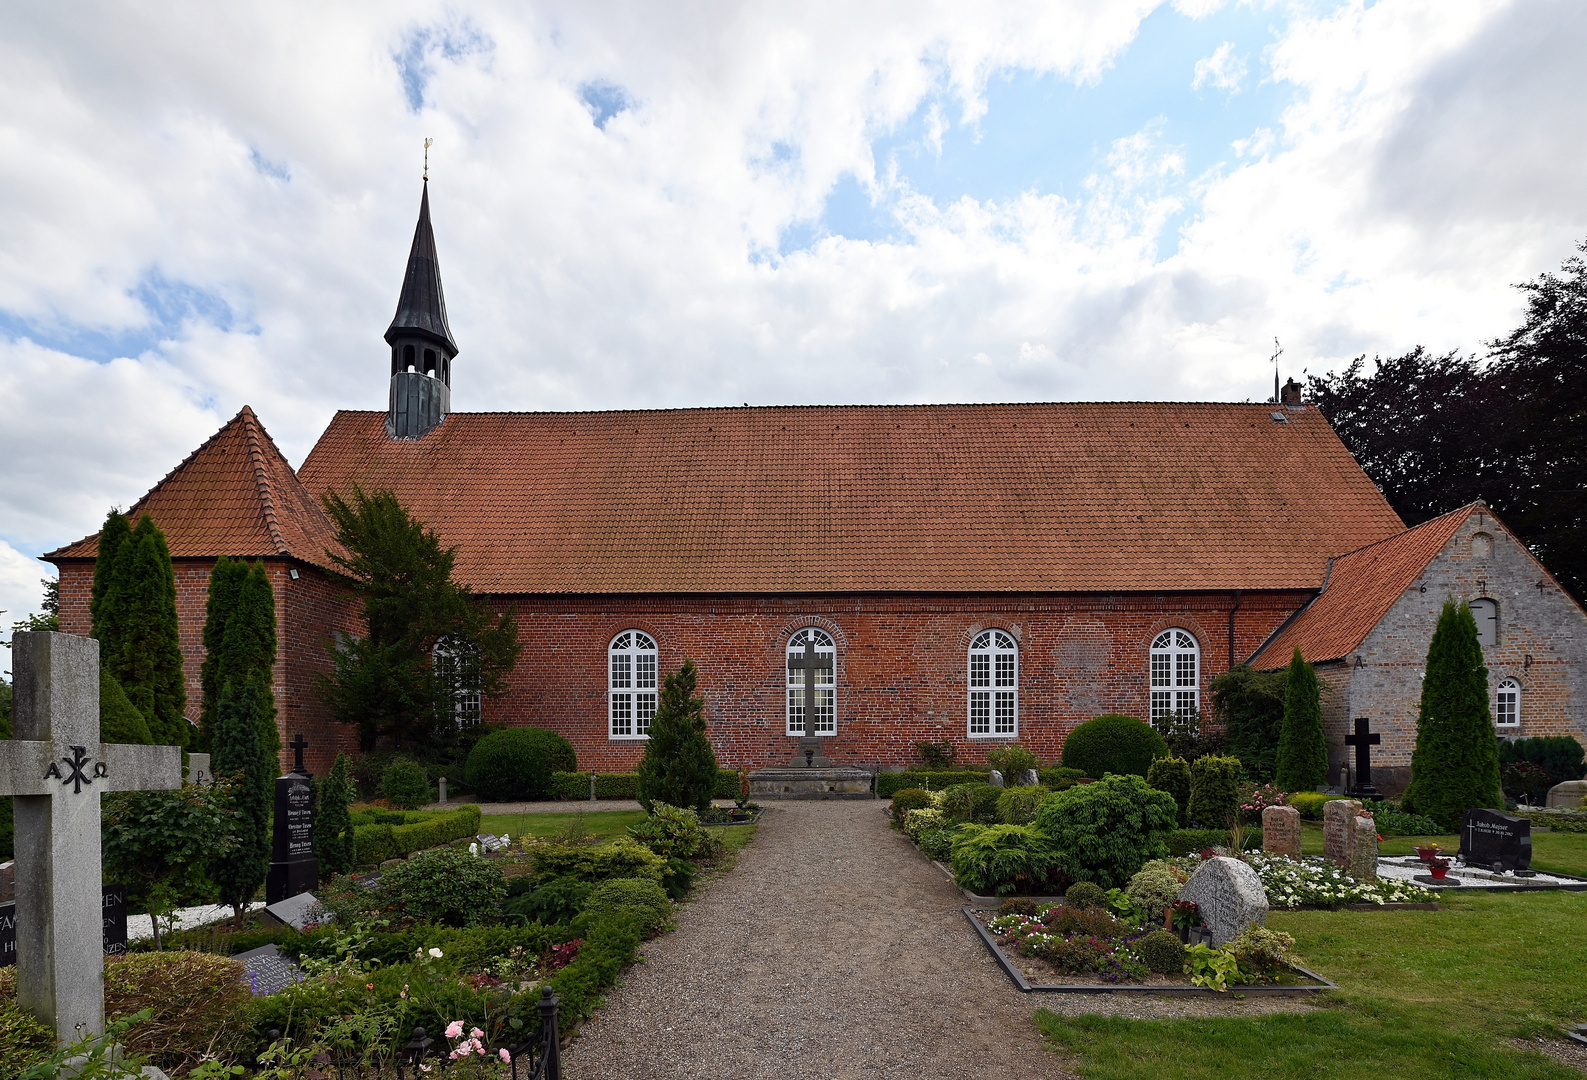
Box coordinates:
[385,180,457,439]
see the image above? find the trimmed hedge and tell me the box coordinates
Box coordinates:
[1165,827,1261,856]
[549,770,742,801]
[876,770,990,798]
[1038,767,1085,787]
[1060,715,1167,779]
[1287,791,1350,820]
[466,728,576,801]
[1186,755,1243,828]
[352,804,482,865]
[545,913,642,1036]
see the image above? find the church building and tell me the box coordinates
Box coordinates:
[43,184,1587,790]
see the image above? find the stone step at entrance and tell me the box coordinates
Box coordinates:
[749,766,874,800]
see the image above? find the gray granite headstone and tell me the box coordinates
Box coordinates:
[1347,814,1379,880]
[262,891,323,931]
[1546,780,1587,809]
[233,944,305,997]
[988,770,1004,788]
[1262,805,1302,858]
[1177,856,1268,947]
[1017,769,1040,787]
[186,753,211,787]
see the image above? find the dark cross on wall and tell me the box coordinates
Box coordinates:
[1345,717,1381,799]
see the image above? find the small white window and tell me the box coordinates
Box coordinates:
[1150,629,1200,728]
[1496,678,1520,728]
[786,628,836,736]
[968,630,1019,738]
[609,631,659,739]
[433,638,482,730]
[1471,598,1498,648]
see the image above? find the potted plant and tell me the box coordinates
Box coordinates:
[1169,899,1203,943]
[1414,843,1442,863]
[1428,856,1451,881]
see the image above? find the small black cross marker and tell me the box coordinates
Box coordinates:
[289,733,309,774]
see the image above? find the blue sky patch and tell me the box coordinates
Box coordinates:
[393,21,493,113]
[580,80,634,129]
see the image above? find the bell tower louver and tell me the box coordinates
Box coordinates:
[384,180,457,439]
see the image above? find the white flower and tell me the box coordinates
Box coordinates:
[429,947,444,958]
[469,843,479,856]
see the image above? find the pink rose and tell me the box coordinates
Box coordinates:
[445,1021,464,1040]
[499,1049,512,1063]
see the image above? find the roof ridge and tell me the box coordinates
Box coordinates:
[325,400,1317,420]
[1329,502,1480,564]
[235,405,292,557]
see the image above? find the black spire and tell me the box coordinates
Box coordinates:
[385,181,457,352]
[384,180,457,440]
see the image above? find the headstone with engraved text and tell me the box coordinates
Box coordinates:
[265,734,318,905]
[1262,805,1302,858]
[1459,808,1531,872]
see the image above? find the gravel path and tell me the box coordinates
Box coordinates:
[563,802,1319,1079]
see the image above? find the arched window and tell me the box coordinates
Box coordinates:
[609,631,658,738]
[432,638,481,730]
[786,628,836,736]
[1150,629,1199,728]
[1496,678,1521,728]
[423,348,437,377]
[403,343,415,372]
[968,630,1018,737]
[1470,598,1499,648]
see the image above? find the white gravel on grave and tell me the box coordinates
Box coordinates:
[127,903,235,941]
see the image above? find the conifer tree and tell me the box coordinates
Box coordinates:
[314,752,356,879]
[1274,648,1328,790]
[90,510,132,650]
[198,556,249,750]
[100,669,154,745]
[217,563,280,757]
[636,660,719,813]
[209,678,273,923]
[103,517,188,747]
[1401,600,1504,828]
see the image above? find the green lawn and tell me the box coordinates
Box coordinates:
[480,809,647,843]
[1296,821,1587,877]
[1038,871,1587,1078]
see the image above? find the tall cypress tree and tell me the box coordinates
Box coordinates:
[209,678,273,923]
[636,660,719,813]
[217,563,280,757]
[104,517,188,747]
[1401,600,1504,828]
[198,556,249,750]
[314,752,356,879]
[1274,649,1328,790]
[90,510,133,657]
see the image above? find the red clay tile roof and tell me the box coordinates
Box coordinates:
[1249,504,1478,667]
[293,402,1404,595]
[45,406,343,571]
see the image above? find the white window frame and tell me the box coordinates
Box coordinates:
[432,638,482,730]
[786,627,836,737]
[609,630,659,740]
[1150,629,1200,728]
[1471,598,1499,648]
[1496,677,1521,728]
[967,630,1019,738]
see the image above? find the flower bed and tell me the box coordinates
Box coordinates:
[1180,852,1436,908]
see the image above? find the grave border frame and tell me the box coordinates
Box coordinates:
[963,908,1340,995]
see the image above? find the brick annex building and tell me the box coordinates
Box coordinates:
[44,185,1587,789]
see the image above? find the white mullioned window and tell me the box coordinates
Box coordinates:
[1150,629,1200,728]
[968,630,1019,737]
[786,627,836,736]
[432,638,482,730]
[609,631,659,739]
[1496,678,1521,728]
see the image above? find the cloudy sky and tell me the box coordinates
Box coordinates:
[2,0,1585,636]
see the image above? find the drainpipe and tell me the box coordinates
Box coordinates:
[1228,590,1243,671]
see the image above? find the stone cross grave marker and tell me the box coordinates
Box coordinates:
[1345,717,1382,799]
[0,632,180,1040]
[786,631,834,768]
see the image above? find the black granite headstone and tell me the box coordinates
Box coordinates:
[0,885,125,968]
[1459,808,1532,872]
[266,765,318,904]
[0,900,14,968]
[101,884,128,956]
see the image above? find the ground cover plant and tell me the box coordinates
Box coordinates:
[1036,888,1587,1080]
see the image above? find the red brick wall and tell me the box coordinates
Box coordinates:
[481,591,1312,770]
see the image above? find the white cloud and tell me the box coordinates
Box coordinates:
[1192,41,1247,92]
[0,0,1583,571]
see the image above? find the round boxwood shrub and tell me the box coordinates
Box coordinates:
[582,877,671,935]
[465,727,577,801]
[1126,860,1183,917]
[1061,715,1168,779]
[890,787,933,825]
[1137,929,1187,975]
[1032,773,1178,889]
[378,847,507,926]
[380,756,431,810]
[1064,881,1105,910]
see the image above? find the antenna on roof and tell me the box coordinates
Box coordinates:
[423,137,433,181]
[1270,337,1284,404]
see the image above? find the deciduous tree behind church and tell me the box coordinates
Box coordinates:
[317,486,520,748]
